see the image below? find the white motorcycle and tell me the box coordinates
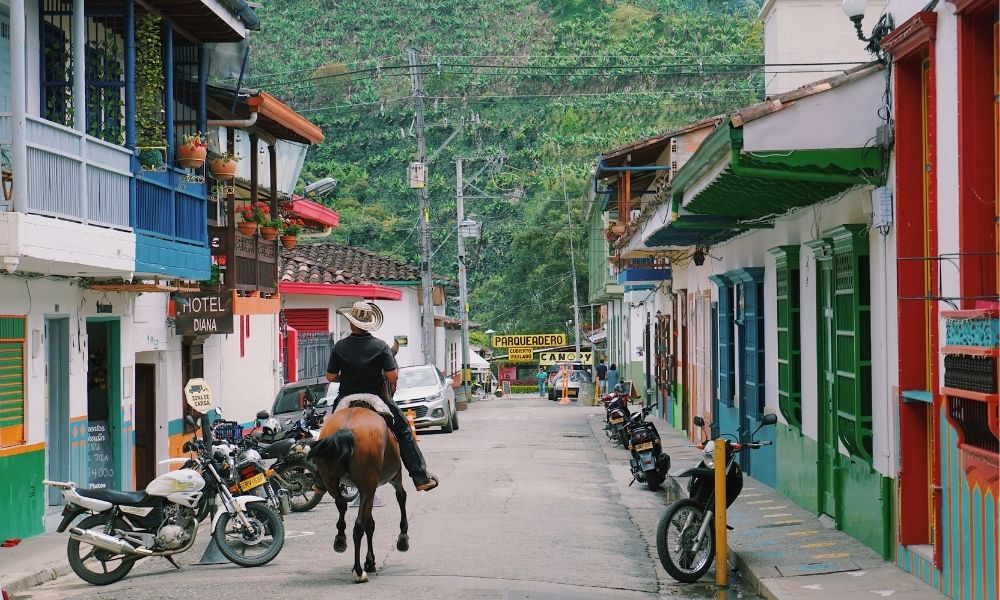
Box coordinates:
[45,416,285,585]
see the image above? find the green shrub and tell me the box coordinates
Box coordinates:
[510,385,538,394]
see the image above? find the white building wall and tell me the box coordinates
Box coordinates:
[669,187,898,477]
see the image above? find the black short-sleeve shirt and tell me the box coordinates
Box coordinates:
[326,333,398,398]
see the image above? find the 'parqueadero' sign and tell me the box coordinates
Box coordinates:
[492,334,566,348]
[174,292,234,336]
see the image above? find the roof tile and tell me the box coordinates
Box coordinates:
[279,243,420,286]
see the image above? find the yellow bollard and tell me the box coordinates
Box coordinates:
[406,409,419,442]
[714,438,728,587]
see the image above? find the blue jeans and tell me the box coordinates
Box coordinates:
[538,382,546,396]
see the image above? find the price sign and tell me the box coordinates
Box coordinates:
[184,378,216,414]
[507,347,534,363]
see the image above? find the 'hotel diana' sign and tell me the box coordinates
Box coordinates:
[174,292,234,335]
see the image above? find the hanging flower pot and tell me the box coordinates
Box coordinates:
[210,154,239,180]
[177,133,208,168]
[260,226,279,241]
[237,221,258,236]
[610,222,626,236]
[280,235,298,249]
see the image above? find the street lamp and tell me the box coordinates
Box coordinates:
[841,0,894,54]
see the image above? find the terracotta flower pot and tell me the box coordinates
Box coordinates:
[237,221,258,236]
[260,226,279,241]
[210,158,238,180]
[280,235,298,249]
[611,223,626,235]
[177,144,207,169]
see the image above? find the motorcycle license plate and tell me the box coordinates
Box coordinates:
[239,472,267,492]
[610,417,624,424]
[634,441,654,452]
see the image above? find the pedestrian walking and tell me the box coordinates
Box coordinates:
[535,365,548,397]
[607,363,619,393]
[595,358,608,393]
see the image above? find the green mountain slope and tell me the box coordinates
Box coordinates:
[247,0,763,333]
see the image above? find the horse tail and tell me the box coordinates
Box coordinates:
[311,429,355,472]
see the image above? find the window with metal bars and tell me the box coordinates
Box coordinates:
[948,396,999,454]
[0,316,26,448]
[708,274,735,408]
[40,0,125,143]
[771,246,802,429]
[730,267,765,421]
[829,225,874,463]
[173,40,199,147]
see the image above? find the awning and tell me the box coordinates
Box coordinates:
[282,197,340,228]
[278,282,402,301]
[144,1,252,43]
[670,63,886,223]
[645,213,744,248]
[470,350,490,372]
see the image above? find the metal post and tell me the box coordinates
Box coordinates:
[73,0,87,220]
[644,310,651,406]
[10,0,27,211]
[408,48,436,367]
[456,158,472,404]
[714,438,729,587]
[558,147,582,355]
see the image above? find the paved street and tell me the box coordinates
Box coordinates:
[13,396,756,600]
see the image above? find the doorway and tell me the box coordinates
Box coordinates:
[134,364,156,489]
[816,254,838,519]
[86,320,121,489]
[45,318,69,505]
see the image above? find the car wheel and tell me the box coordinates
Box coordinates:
[441,410,454,433]
[451,407,459,431]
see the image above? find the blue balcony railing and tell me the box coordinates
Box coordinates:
[133,169,210,279]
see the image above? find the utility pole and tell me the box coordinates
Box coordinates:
[559,147,582,355]
[409,48,436,367]
[455,158,472,404]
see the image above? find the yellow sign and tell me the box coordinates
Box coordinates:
[492,334,566,348]
[507,347,535,362]
[538,351,594,366]
[183,378,216,414]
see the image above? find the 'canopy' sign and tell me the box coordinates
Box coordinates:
[538,351,593,366]
[492,333,566,348]
[174,292,233,336]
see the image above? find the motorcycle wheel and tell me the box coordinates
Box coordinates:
[277,463,324,512]
[339,482,360,502]
[617,429,629,447]
[67,515,137,585]
[213,502,285,567]
[646,471,665,491]
[656,498,715,583]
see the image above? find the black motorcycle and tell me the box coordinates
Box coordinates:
[625,403,670,490]
[655,413,777,583]
[603,389,631,446]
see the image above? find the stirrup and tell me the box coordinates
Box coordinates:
[414,475,438,492]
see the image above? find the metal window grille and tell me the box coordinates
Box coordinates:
[0,316,26,448]
[772,246,802,429]
[948,396,999,454]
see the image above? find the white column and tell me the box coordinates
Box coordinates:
[73,0,88,219]
[10,0,27,211]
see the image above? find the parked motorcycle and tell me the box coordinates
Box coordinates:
[625,403,670,490]
[214,430,292,517]
[251,407,359,509]
[44,415,285,586]
[655,413,777,583]
[603,390,631,446]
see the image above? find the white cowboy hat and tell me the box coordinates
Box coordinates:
[337,301,384,332]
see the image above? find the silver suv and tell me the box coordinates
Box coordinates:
[393,365,459,433]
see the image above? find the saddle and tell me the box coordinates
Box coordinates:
[334,393,394,426]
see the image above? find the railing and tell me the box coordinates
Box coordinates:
[134,170,208,246]
[3,116,132,228]
[210,227,278,294]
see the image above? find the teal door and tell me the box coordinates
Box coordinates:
[45,318,70,505]
[817,258,838,518]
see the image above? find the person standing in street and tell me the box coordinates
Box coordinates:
[325,301,438,492]
[607,363,619,393]
[535,365,548,397]
[595,358,608,394]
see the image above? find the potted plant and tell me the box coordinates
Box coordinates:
[260,217,282,241]
[210,152,240,180]
[610,221,626,236]
[238,201,269,236]
[177,132,208,169]
[280,217,305,249]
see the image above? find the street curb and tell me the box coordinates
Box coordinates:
[2,565,71,595]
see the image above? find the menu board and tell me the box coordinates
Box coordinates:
[87,421,115,489]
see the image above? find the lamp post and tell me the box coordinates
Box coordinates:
[841,0,894,55]
[456,158,481,406]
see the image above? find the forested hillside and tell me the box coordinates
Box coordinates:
[245,0,764,333]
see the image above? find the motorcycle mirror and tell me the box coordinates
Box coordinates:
[185,414,197,429]
[200,413,213,445]
[692,416,705,428]
[256,410,270,420]
[761,413,778,426]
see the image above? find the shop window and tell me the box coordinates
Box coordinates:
[771,246,802,429]
[0,316,26,448]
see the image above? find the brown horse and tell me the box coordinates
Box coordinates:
[309,399,409,583]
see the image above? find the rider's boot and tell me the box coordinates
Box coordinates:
[393,422,438,491]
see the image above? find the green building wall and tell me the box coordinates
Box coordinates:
[0,446,46,539]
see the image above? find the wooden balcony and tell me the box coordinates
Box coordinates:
[209,226,278,294]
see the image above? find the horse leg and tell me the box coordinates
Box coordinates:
[333,493,348,553]
[363,505,377,574]
[393,473,409,552]
[352,491,370,583]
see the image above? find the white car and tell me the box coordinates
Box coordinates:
[393,365,459,433]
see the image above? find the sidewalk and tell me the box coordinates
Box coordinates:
[0,531,71,594]
[640,412,948,600]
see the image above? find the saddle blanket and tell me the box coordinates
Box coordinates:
[334,393,394,422]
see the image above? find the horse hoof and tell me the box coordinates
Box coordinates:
[354,570,369,583]
[334,536,347,553]
[396,534,410,552]
[364,562,377,574]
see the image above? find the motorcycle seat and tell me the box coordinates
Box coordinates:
[77,487,147,506]
[258,437,296,459]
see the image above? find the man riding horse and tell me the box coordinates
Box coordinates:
[323,300,438,492]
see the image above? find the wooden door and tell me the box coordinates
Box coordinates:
[134,364,156,489]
